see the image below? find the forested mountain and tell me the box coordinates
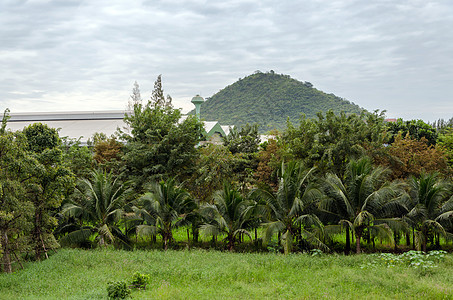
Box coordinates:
[192,71,363,132]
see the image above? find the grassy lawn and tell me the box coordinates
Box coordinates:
[0,249,452,299]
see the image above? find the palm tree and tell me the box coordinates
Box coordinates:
[59,170,132,247]
[256,161,326,254]
[199,182,253,251]
[406,172,453,252]
[134,179,194,250]
[320,157,408,254]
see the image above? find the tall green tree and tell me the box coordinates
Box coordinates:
[320,157,407,254]
[283,110,388,177]
[437,129,453,167]
[22,123,75,260]
[121,77,203,191]
[59,170,132,248]
[150,75,172,108]
[61,138,93,179]
[185,144,236,202]
[223,123,260,154]
[387,118,438,145]
[0,111,34,272]
[128,81,142,110]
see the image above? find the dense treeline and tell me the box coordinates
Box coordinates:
[189,70,363,132]
[1,77,453,274]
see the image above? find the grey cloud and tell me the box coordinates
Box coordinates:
[1,0,452,121]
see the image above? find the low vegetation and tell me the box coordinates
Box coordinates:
[0,249,452,299]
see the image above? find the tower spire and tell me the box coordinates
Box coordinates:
[191,95,204,120]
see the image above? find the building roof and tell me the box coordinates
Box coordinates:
[7,110,231,145]
[7,111,130,145]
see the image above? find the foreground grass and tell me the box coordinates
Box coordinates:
[0,249,452,299]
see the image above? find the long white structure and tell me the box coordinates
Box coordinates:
[7,111,130,145]
[6,108,231,146]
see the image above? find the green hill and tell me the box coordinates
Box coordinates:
[193,71,363,132]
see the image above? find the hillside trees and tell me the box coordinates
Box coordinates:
[193,71,363,132]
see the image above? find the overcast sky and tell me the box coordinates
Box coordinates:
[1,0,452,121]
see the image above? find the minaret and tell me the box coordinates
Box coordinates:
[191,94,204,119]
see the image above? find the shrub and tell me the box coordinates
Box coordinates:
[130,272,151,289]
[107,281,130,299]
[362,250,447,275]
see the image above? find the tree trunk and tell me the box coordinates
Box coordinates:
[187,228,190,248]
[422,232,427,253]
[228,234,234,252]
[163,230,173,251]
[406,233,410,247]
[33,208,43,261]
[192,223,199,243]
[356,230,362,254]
[394,232,398,251]
[345,227,351,255]
[1,229,12,273]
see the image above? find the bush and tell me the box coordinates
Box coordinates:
[107,281,130,299]
[130,272,151,289]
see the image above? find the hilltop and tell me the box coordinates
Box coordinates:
[193,71,363,132]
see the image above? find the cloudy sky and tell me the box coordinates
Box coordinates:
[1,0,452,121]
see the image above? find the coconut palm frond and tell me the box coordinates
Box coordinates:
[354,211,374,227]
[233,229,252,240]
[136,224,158,237]
[301,230,330,252]
[294,214,323,230]
[281,229,293,254]
[374,218,409,234]
[422,220,446,236]
[60,203,85,219]
[261,221,285,245]
[59,228,93,246]
[436,211,453,222]
[98,223,115,244]
[324,224,343,235]
[369,223,393,242]
[200,223,221,237]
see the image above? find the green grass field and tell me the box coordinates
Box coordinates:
[0,249,452,299]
